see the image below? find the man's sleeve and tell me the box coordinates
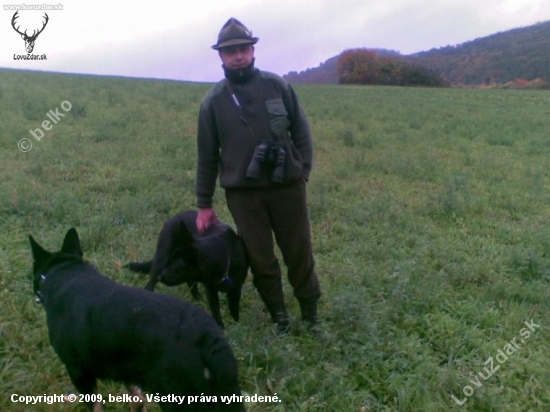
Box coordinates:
[286,84,313,180]
[195,103,220,208]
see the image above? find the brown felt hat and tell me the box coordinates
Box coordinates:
[212,18,259,50]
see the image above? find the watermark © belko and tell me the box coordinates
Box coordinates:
[18,100,72,152]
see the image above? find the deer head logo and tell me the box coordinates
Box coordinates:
[11,11,49,54]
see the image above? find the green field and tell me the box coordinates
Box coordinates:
[1,69,549,411]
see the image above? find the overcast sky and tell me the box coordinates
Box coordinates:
[1,0,549,82]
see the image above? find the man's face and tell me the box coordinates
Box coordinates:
[219,44,254,70]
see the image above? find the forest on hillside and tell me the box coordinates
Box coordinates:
[413,20,550,85]
[284,20,550,87]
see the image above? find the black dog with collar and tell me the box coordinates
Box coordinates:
[30,227,245,412]
[124,210,248,329]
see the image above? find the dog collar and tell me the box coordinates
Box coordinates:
[218,255,233,287]
[220,277,233,287]
[35,274,46,304]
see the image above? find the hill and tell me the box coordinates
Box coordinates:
[284,55,339,84]
[413,20,550,85]
[284,20,550,86]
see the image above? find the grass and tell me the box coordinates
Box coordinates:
[1,68,549,411]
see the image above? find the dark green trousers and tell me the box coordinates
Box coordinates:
[225,180,321,309]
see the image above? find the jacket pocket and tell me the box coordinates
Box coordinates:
[265,99,290,137]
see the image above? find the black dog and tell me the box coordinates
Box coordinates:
[30,228,246,412]
[124,210,248,329]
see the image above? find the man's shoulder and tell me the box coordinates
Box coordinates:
[201,80,226,108]
[258,70,291,89]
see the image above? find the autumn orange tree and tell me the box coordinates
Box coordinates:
[337,49,379,84]
[337,48,447,87]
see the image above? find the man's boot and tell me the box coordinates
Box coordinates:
[299,299,320,333]
[266,302,290,336]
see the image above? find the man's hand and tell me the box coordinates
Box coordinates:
[196,207,219,234]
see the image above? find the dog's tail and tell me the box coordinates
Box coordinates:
[123,260,153,274]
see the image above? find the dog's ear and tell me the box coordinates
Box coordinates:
[29,235,50,264]
[61,228,83,258]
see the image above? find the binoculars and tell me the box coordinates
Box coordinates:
[246,140,286,183]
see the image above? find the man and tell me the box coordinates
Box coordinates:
[195,17,321,335]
